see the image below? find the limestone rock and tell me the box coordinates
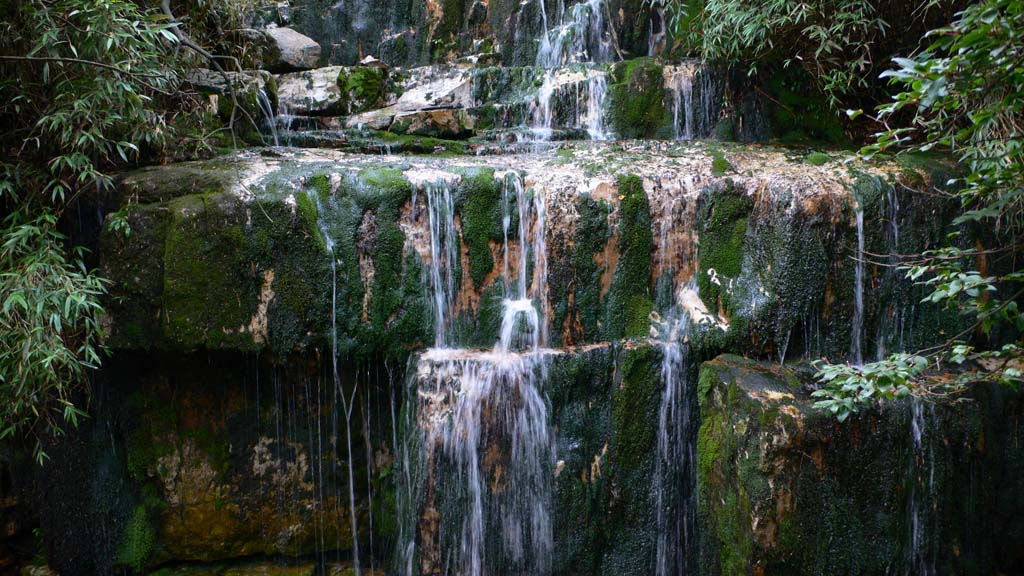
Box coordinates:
[186,69,271,96]
[390,108,474,139]
[276,66,345,115]
[264,27,321,72]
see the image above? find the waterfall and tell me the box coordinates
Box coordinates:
[670,72,695,141]
[665,64,721,141]
[909,397,936,575]
[425,181,459,348]
[536,0,614,68]
[530,71,557,141]
[529,68,609,141]
[257,88,279,146]
[851,206,865,365]
[530,0,613,141]
[400,173,554,575]
[655,336,695,576]
[652,197,697,576]
[877,185,903,360]
[311,189,362,575]
[585,73,610,141]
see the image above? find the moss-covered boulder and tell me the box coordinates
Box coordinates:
[607,58,670,139]
[697,355,1024,575]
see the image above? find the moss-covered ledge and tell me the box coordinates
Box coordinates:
[99,146,961,362]
[696,355,1024,575]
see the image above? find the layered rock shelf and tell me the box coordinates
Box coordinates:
[5,1,1024,575]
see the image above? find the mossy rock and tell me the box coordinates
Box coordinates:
[697,355,1024,575]
[338,66,387,114]
[600,175,654,341]
[607,58,671,139]
[696,181,752,319]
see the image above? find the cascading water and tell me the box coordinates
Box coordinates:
[670,72,694,141]
[257,88,280,146]
[652,202,698,576]
[399,173,554,575]
[425,181,459,347]
[908,397,937,575]
[530,0,613,140]
[654,311,696,576]
[585,73,610,141]
[537,0,613,68]
[851,206,865,365]
[665,64,721,141]
[877,185,906,360]
[311,189,362,575]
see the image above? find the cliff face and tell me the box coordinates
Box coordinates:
[267,0,652,68]
[100,145,958,360]
[5,2,1023,575]
[39,142,1012,575]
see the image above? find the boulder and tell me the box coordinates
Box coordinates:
[264,27,321,72]
[184,69,277,128]
[276,66,345,115]
[390,108,474,139]
[186,69,271,97]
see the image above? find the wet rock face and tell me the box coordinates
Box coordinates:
[279,0,653,68]
[400,343,673,576]
[31,351,375,572]
[697,355,1024,575]
[100,144,958,365]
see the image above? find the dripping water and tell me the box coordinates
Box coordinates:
[312,190,362,576]
[909,397,936,575]
[851,206,865,365]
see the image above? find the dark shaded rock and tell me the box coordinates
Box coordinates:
[697,355,1024,575]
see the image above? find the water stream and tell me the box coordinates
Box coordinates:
[400,173,555,575]
[530,0,613,140]
[664,64,721,141]
[909,397,937,575]
[311,190,362,575]
[651,194,698,576]
[851,206,865,365]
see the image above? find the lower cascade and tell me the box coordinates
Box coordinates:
[399,171,555,575]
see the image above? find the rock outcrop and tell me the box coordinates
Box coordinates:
[264,27,322,72]
[697,355,1024,574]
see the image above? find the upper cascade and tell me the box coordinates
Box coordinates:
[537,0,615,68]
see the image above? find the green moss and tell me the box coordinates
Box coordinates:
[116,505,155,572]
[710,150,734,177]
[162,194,258,351]
[454,167,504,288]
[612,345,660,471]
[295,190,325,252]
[571,195,612,342]
[466,278,506,347]
[601,175,654,340]
[805,151,831,166]
[607,58,670,139]
[696,183,753,315]
[339,67,386,114]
